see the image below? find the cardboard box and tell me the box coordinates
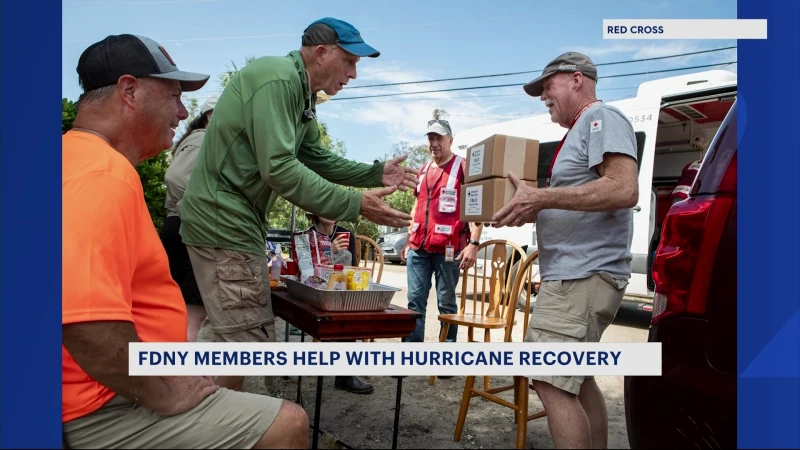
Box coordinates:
[465,134,539,183]
[460,177,537,223]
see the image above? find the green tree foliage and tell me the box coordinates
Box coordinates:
[378,141,431,218]
[318,121,347,157]
[135,154,170,230]
[388,140,431,170]
[62,98,77,133]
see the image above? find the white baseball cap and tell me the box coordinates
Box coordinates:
[425,119,452,136]
[200,93,220,115]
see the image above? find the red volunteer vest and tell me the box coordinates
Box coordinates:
[408,155,468,254]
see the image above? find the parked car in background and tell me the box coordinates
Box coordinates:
[377,229,407,264]
[624,99,738,449]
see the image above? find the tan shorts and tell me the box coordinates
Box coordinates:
[187,246,277,343]
[62,389,283,448]
[525,272,628,395]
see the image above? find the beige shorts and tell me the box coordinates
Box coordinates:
[525,272,628,395]
[187,246,277,343]
[62,389,283,448]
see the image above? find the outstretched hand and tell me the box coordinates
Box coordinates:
[382,155,419,191]
[492,172,545,228]
[361,186,414,228]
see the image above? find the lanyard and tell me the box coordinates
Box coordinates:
[546,100,601,188]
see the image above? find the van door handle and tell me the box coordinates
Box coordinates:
[633,206,642,212]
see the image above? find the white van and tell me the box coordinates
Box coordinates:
[452,69,737,304]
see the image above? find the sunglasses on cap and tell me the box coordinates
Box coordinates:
[428,119,451,127]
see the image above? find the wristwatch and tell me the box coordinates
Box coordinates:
[468,240,480,246]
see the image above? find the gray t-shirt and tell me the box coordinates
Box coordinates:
[536,102,637,281]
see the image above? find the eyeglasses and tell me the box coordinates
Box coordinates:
[427,119,452,133]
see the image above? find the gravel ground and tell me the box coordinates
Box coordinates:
[253,264,649,449]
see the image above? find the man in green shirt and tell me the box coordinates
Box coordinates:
[180,17,416,391]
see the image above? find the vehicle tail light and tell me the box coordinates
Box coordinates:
[650,196,734,324]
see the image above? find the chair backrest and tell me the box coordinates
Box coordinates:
[355,235,384,284]
[459,240,527,322]
[505,250,540,342]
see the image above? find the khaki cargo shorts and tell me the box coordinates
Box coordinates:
[187,246,277,344]
[525,272,628,395]
[187,246,278,395]
[63,389,283,448]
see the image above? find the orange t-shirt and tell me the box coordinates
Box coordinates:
[62,131,188,423]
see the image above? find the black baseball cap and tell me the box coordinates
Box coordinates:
[523,52,598,97]
[302,17,380,58]
[77,34,210,93]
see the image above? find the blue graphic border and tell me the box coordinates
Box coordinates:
[0,0,63,448]
[737,1,800,448]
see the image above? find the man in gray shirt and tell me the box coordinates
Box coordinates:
[493,52,639,449]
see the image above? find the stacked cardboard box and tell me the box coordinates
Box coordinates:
[460,134,539,223]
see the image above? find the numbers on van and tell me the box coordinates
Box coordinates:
[628,114,653,123]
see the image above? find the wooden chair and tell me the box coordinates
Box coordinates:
[429,239,527,386]
[452,250,547,449]
[356,235,385,343]
[355,234,384,284]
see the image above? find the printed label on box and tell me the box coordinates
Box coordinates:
[469,145,484,176]
[465,185,483,216]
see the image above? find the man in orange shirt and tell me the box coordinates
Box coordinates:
[62,34,308,448]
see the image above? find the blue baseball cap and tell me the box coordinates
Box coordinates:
[302,17,380,58]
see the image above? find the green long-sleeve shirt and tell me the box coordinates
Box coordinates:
[179,51,384,255]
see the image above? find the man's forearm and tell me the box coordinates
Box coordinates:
[470,223,483,241]
[541,176,637,212]
[299,145,385,188]
[62,321,171,410]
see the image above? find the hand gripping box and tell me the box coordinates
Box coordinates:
[465,134,539,183]
[460,178,537,223]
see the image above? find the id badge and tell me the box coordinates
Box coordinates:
[445,244,455,262]
[439,188,457,213]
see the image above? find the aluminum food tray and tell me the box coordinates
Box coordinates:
[285,279,400,312]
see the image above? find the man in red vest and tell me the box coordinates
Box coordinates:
[400,119,483,344]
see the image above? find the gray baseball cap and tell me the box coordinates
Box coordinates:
[523,52,598,97]
[77,34,210,92]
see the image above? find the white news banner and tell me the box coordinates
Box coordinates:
[603,19,767,40]
[129,342,662,377]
